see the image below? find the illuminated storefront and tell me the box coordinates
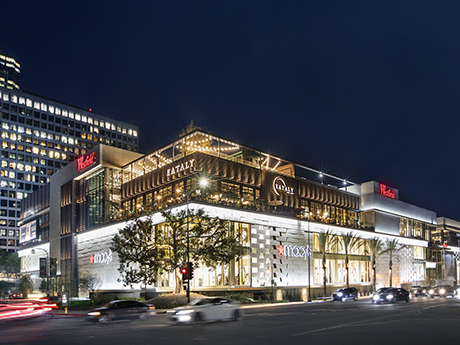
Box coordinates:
[18,130,437,299]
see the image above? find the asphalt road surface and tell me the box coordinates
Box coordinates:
[1,296,459,345]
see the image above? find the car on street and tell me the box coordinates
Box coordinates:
[87,300,155,323]
[428,285,455,298]
[413,286,431,297]
[372,287,410,304]
[170,297,241,323]
[331,287,359,302]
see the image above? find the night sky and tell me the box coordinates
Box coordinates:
[3,1,460,220]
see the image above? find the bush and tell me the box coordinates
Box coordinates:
[147,293,206,309]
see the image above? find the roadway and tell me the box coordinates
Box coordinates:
[1,296,459,345]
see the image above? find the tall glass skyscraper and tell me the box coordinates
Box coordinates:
[0,86,139,252]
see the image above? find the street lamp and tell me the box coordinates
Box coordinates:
[31,248,49,300]
[183,176,209,303]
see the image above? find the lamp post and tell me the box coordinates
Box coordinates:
[183,177,208,303]
[307,222,312,302]
[31,248,49,300]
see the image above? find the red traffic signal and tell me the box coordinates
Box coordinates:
[181,267,188,275]
[181,267,188,281]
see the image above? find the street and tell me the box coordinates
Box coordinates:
[1,296,459,345]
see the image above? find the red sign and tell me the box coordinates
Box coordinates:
[89,255,94,264]
[76,152,96,171]
[379,183,395,199]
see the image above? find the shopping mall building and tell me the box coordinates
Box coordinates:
[17,130,442,300]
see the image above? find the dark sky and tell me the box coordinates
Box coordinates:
[3,1,460,220]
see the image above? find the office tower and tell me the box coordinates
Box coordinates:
[0,86,139,252]
[0,52,20,90]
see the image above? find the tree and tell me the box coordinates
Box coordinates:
[0,280,9,298]
[337,232,363,288]
[39,279,47,293]
[160,208,246,293]
[111,215,161,289]
[382,239,402,287]
[19,275,34,298]
[110,208,246,294]
[79,271,103,304]
[366,238,385,292]
[0,250,20,278]
[317,230,335,297]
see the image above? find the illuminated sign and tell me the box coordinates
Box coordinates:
[273,177,294,195]
[76,152,97,172]
[167,158,195,178]
[379,183,395,199]
[19,220,37,244]
[90,249,113,265]
[277,244,312,260]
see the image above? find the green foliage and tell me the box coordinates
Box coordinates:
[19,275,34,297]
[0,250,20,277]
[317,230,334,297]
[39,279,47,293]
[366,237,385,292]
[337,232,363,288]
[382,239,402,287]
[0,280,9,298]
[110,215,161,288]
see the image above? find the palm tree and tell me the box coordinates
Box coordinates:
[382,239,402,287]
[337,232,363,288]
[366,238,384,292]
[317,230,335,297]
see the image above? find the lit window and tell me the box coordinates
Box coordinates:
[133,130,138,137]
[48,151,54,158]
[61,136,68,144]
[2,93,8,101]
[40,149,47,156]
[19,97,25,105]
[1,142,5,149]
[2,132,9,139]
[105,122,110,129]
[56,108,61,115]
[2,123,8,130]
[25,165,31,172]
[41,103,47,111]
[40,140,46,147]
[49,105,54,114]
[9,162,16,169]
[69,138,74,145]
[81,133,86,139]
[62,153,67,160]
[117,126,121,132]
[87,117,92,124]
[100,121,104,127]
[128,129,133,135]
[41,131,47,139]
[32,147,39,155]
[26,128,32,135]
[54,152,60,159]
[0,181,6,188]
[8,181,15,189]
[122,128,127,134]
[10,133,16,141]
[26,99,32,107]
[17,163,24,171]
[1,161,6,168]
[75,113,81,121]
[8,171,15,179]
[69,112,74,119]
[62,110,68,117]
[17,192,23,200]
[0,170,6,177]
[18,126,24,134]
[33,130,40,137]
[34,102,40,110]
[11,95,17,103]
[40,159,46,165]
[9,143,15,150]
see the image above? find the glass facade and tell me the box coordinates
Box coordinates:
[1,86,138,252]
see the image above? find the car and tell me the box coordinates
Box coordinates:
[87,300,155,323]
[331,287,359,302]
[170,297,241,323]
[372,287,410,304]
[414,286,431,297]
[428,285,455,298]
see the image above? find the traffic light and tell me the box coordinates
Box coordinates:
[181,267,188,281]
[187,262,194,280]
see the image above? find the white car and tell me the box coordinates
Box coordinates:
[170,297,241,323]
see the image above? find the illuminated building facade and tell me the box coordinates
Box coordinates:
[0,86,139,253]
[18,130,438,299]
[0,51,20,90]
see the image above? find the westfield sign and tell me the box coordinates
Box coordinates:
[76,152,97,172]
[379,183,396,199]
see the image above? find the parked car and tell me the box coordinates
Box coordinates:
[414,286,431,297]
[87,300,155,323]
[170,297,241,323]
[428,285,455,298]
[331,287,359,302]
[372,287,410,304]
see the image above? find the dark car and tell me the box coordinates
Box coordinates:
[87,300,155,323]
[414,286,431,297]
[332,287,359,302]
[372,287,410,304]
[428,285,455,298]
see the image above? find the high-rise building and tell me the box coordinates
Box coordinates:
[0,52,20,90]
[0,85,139,252]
